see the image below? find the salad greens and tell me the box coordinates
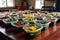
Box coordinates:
[29,22,35,24]
[17,16,25,19]
[37,21,48,24]
[5,18,13,22]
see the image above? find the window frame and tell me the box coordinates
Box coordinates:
[0,0,16,9]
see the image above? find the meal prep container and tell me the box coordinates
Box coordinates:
[34,20,51,29]
[23,24,43,36]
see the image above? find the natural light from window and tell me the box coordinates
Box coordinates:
[0,0,14,8]
[7,0,14,7]
[35,0,44,9]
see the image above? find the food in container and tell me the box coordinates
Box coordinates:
[35,20,50,29]
[17,11,23,16]
[29,22,35,24]
[27,18,34,22]
[25,14,33,18]
[23,24,43,36]
[4,12,10,17]
[11,21,28,27]
[17,16,26,19]
[15,16,26,21]
[3,18,18,24]
[0,14,5,18]
[35,20,50,25]
[47,18,56,21]
[47,18,55,20]
[25,25,39,31]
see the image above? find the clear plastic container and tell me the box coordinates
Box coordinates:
[11,21,28,28]
[34,20,51,29]
[23,24,43,36]
[3,18,18,24]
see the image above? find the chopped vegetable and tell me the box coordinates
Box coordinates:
[5,18,13,22]
[25,25,39,31]
[17,16,25,19]
[25,14,33,18]
[29,22,35,24]
[36,21,48,24]
[13,21,26,26]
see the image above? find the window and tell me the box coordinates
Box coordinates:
[35,0,44,9]
[0,0,14,8]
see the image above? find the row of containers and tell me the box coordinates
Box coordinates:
[0,11,60,36]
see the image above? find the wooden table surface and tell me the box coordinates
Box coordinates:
[33,23,60,40]
[0,20,60,40]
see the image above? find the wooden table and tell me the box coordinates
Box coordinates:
[0,20,60,40]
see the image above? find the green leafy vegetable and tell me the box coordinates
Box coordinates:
[6,18,13,22]
[17,16,25,19]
